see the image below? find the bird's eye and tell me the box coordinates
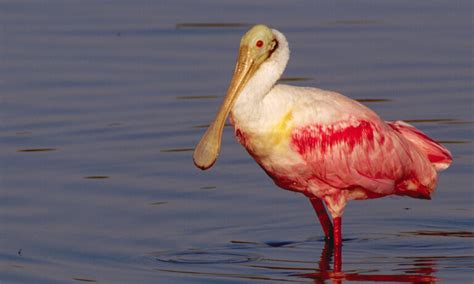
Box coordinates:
[256,40,264,48]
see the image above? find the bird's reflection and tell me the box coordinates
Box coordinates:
[297,242,438,283]
[153,240,441,283]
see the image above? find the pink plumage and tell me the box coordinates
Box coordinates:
[289,119,451,203]
[388,120,452,170]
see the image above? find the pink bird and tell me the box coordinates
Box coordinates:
[193,25,452,248]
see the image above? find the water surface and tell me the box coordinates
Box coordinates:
[1,1,473,283]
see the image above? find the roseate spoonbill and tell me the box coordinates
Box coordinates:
[193,24,452,247]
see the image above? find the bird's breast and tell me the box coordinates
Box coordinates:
[232,121,310,194]
[231,108,296,157]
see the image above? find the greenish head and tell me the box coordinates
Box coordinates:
[240,25,277,65]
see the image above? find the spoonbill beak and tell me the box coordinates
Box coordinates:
[193,25,277,170]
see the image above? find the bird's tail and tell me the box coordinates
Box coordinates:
[388,121,452,171]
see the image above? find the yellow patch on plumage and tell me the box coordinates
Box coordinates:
[269,110,293,146]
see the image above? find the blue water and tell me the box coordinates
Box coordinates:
[1,1,472,283]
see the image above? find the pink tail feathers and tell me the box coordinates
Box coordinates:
[388,121,452,171]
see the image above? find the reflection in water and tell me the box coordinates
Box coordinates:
[151,241,444,283]
[297,243,438,283]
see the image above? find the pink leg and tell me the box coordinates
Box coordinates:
[333,217,342,247]
[309,198,334,240]
[333,217,342,275]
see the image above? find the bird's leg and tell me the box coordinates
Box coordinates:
[333,216,342,248]
[309,198,333,241]
[333,217,342,275]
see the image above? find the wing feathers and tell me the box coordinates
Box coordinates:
[290,119,439,199]
[388,121,452,171]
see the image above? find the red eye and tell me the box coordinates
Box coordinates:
[256,40,264,48]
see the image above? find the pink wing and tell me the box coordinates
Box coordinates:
[290,119,443,200]
[388,120,452,171]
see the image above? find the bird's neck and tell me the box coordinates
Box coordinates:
[231,29,289,123]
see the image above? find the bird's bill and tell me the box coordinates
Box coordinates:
[193,46,259,170]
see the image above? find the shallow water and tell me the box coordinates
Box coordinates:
[1,1,473,283]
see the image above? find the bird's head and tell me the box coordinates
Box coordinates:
[193,24,280,170]
[239,24,279,69]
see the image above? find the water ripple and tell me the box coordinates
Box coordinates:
[152,249,261,264]
[400,230,474,238]
[17,148,57,153]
